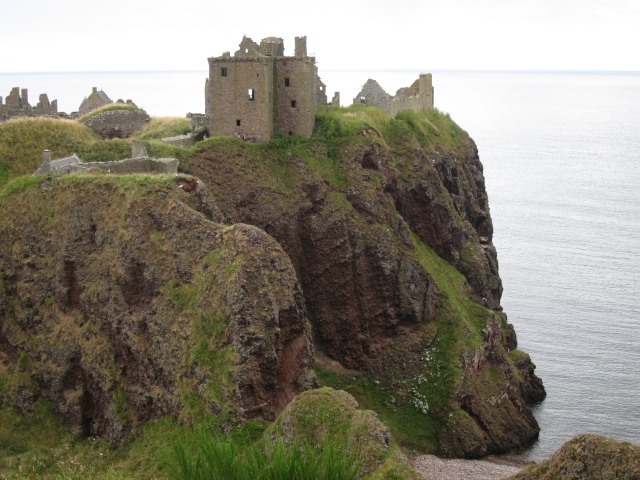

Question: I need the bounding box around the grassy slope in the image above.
[0,107,501,477]
[0,116,190,186]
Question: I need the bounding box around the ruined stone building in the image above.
[34,143,178,176]
[79,87,112,115]
[0,87,58,121]
[205,35,325,141]
[353,74,434,116]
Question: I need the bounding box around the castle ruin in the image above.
[33,143,178,176]
[0,87,58,121]
[353,74,434,116]
[205,35,324,141]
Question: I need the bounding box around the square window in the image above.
[221,67,227,77]
[236,119,241,126]
[291,100,297,108]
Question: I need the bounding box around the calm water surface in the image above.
[2,69,639,460]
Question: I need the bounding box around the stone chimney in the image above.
[42,149,51,173]
[92,87,97,94]
[132,141,148,158]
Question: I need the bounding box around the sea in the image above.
[1,69,639,461]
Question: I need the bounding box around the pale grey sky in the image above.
[1,0,639,73]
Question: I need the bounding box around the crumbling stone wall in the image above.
[354,79,390,110]
[83,109,150,139]
[34,143,178,176]
[0,87,58,121]
[387,74,434,116]
[353,74,434,116]
[35,155,178,176]
[205,35,322,141]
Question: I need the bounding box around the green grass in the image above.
[168,430,361,480]
[315,368,438,452]
[0,117,99,185]
[0,401,255,480]
[134,118,191,140]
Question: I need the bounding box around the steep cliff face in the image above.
[0,107,544,458]
[0,175,315,443]
[185,107,545,456]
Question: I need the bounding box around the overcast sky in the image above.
[1,0,639,73]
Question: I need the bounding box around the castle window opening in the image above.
[236,119,241,126]
[221,67,228,77]
[248,89,255,101]
[291,100,297,108]
[285,77,290,87]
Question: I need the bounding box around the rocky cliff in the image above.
[185,107,545,456]
[0,175,315,444]
[0,106,544,457]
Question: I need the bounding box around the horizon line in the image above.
[1,68,640,76]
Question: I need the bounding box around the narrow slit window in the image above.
[221,67,227,77]
[285,77,290,87]
[248,88,255,101]
[291,100,297,108]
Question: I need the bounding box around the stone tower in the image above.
[205,35,320,141]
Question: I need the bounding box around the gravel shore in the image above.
[412,454,533,480]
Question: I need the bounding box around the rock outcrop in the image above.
[186,107,545,456]
[268,387,421,479]
[508,434,640,480]
[0,175,315,444]
[83,108,150,139]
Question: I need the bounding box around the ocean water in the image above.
[2,69,639,460]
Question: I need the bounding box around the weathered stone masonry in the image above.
[205,35,322,141]
[353,74,434,116]
[0,87,58,121]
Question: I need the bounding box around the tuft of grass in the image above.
[167,429,361,480]
[76,138,131,162]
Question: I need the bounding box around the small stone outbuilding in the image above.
[79,87,112,115]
